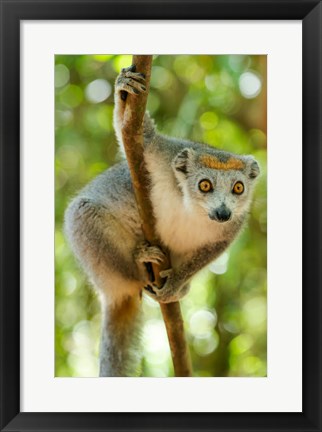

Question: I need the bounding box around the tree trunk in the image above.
[121,55,192,377]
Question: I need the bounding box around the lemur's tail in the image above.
[99,294,143,377]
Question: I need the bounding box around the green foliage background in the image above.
[55,55,267,377]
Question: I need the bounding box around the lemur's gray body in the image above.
[64,67,260,377]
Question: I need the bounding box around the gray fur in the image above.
[64,67,260,376]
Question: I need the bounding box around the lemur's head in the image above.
[172,147,260,223]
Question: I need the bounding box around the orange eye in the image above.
[199,179,213,193]
[233,181,244,195]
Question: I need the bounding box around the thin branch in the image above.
[121,55,192,377]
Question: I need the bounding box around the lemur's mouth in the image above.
[210,216,232,223]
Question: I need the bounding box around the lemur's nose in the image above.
[209,205,232,222]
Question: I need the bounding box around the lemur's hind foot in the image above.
[116,65,146,100]
[133,241,167,284]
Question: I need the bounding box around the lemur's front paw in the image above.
[134,241,167,266]
[116,65,146,100]
[143,273,189,304]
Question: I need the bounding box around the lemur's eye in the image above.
[233,181,244,195]
[198,179,213,193]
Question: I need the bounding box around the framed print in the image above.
[0,1,321,431]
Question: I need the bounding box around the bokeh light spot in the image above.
[143,319,170,355]
[56,109,73,127]
[178,97,200,125]
[96,105,113,131]
[56,299,81,328]
[143,319,171,376]
[189,309,217,337]
[241,355,264,376]
[58,314,101,376]
[150,66,174,90]
[55,64,70,88]
[205,74,219,91]
[85,79,112,104]
[200,111,219,130]
[249,128,267,149]
[174,56,204,83]
[62,271,78,295]
[56,146,82,171]
[228,55,251,73]
[243,297,267,327]
[60,85,83,108]
[113,55,133,72]
[209,252,229,275]
[193,332,219,357]
[239,71,262,99]
[229,333,254,355]
[146,91,160,114]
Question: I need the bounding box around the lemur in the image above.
[64,65,260,377]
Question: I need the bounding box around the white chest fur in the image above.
[146,157,223,255]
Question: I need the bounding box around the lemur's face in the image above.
[172,148,260,223]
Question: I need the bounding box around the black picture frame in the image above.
[1,1,321,431]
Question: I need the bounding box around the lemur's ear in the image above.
[173,148,195,175]
[247,157,260,179]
